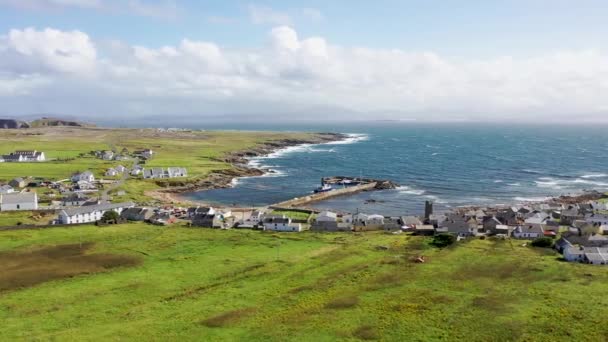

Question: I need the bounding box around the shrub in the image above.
[531,237,553,248]
[431,233,456,248]
[102,210,120,223]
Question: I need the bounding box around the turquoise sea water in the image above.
[183,123,608,215]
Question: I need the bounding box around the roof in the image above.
[1,192,37,204]
[60,202,134,216]
[318,211,337,218]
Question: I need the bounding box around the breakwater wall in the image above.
[271,182,378,208]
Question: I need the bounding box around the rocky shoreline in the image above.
[145,132,348,205]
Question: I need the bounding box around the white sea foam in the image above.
[508,182,521,186]
[514,196,552,202]
[396,186,426,196]
[240,133,366,183]
[324,133,369,145]
[581,173,608,179]
[494,180,503,183]
[534,177,608,190]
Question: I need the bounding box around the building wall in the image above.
[0,201,38,211]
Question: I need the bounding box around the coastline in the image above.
[145,132,352,206]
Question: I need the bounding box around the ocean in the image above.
[183,123,608,215]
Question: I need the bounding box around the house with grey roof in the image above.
[0,184,14,194]
[564,246,608,265]
[1,150,45,162]
[120,207,154,222]
[58,202,134,224]
[512,225,544,239]
[71,171,95,183]
[262,215,302,232]
[0,192,38,211]
[9,177,26,188]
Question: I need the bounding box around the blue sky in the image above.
[0,0,607,122]
[2,1,606,56]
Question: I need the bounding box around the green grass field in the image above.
[1,224,607,341]
[0,127,319,203]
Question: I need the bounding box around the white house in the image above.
[115,165,127,173]
[238,210,265,228]
[167,167,188,178]
[136,149,154,159]
[0,185,14,194]
[0,192,38,211]
[105,168,118,177]
[102,151,114,160]
[316,211,338,222]
[1,150,45,162]
[58,202,135,224]
[512,225,544,239]
[72,171,95,183]
[564,246,608,265]
[262,215,303,232]
[586,214,608,226]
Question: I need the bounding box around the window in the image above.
[17,204,20,209]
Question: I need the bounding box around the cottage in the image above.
[62,193,89,206]
[512,225,544,239]
[58,202,135,224]
[150,212,176,226]
[187,206,215,218]
[1,150,45,162]
[413,225,436,236]
[143,168,165,179]
[316,211,338,222]
[586,214,608,226]
[192,212,234,229]
[167,167,188,178]
[237,210,266,229]
[115,165,127,173]
[105,168,118,177]
[102,151,114,160]
[0,184,15,194]
[402,216,423,228]
[563,246,608,265]
[9,177,26,188]
[262,215,302,232]
[0,192,38,211]
[120,207,154,221]
[71,171,95,183]
[135,149,154,159]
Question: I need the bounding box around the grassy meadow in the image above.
[1,224,607,341]
[0,127,318,202]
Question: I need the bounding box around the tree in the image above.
[102,210,120,223]
[431,233,456,248]
[531,237,553,248]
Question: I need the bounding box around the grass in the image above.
[0,211,55,226]
[271,210,312,221]
[1,225,607,341]
[0,127,320,203]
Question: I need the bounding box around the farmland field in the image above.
[0,127,320,203]
[1,224,607,341]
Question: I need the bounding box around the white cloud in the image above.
[1,26,608,122]
[4,27,97,75]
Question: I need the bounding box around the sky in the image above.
[0,0,607,123]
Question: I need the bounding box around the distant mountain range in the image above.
[0,117,94,129]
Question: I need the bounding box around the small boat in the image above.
[314,184,333,193]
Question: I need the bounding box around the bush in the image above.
[531,237,553,248]
[102,210,120,223]
[431,233,456,248]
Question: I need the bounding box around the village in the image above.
[2,149,607,266]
